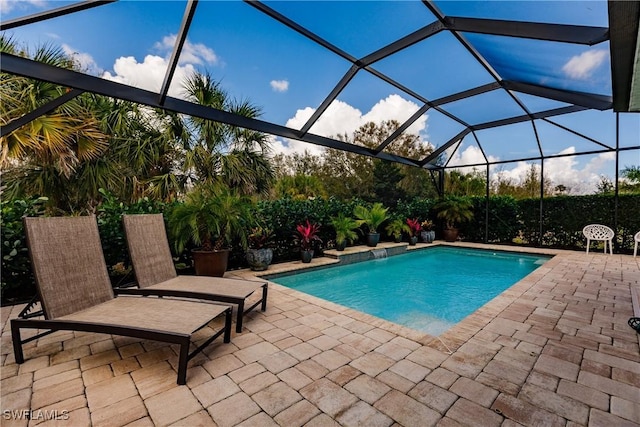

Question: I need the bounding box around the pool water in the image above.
[272,246,549,336]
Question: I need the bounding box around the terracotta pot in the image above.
[442,228,459,242]
[366,233,380,247]
[192,249,230,277]
[301,249,314,263]
[246,248,273,271]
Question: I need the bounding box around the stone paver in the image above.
[1,246,638,426]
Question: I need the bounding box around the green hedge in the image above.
[3,193,639,304]
[1,197,48,303]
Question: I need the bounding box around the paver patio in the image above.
[1,243,638,426]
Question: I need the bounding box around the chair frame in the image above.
[634,231,640,258]
[582,224,614,255]
[12,216,233,385]
[12,312,231,385]
[121,214,268,333]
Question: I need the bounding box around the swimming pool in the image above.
[272,246,550,335]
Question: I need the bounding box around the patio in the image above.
[1,243,638,426]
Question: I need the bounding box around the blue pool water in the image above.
[272,247,549,335]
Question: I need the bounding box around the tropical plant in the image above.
[330,213,359,246]
[433,196,474,229]
[169,184,254,253]
[248,226,275,250]
[385,217,410,241]
[293,220,322,251]
[421,219,434,231]
[354,202,389,234]
[406,218,422,237]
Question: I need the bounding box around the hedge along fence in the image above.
[517,194,640,250]
[3,193,640,304]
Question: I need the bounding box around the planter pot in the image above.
[246,248,273,271]
[366,233,380,247]
[192,249,230,277]
[442,228,459,242]
[421,230,435,243]
[409,236,418,246]
[301,249,314,263]
[393,235,402,243]
[335,240,347,251]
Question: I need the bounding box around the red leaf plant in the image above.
[406,218,422,237]
[294,220,323,251]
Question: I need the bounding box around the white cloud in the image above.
[154,34,218,66]
[487,147,615,194]
[274,94,429,156]
[61,44,101,75]
[102,54,197,98]
[270,80,289,92]
[562,49,607,80]
[448,145,498,173]
[0,0,45,14]
[101,35,219,99]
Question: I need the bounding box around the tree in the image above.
[314,120,436,201]
[620,165,640,194]
[1,36,108,211]
[596,175,615,194]
[445,169,486,196]
[373,160,405,207]
[176,72,274,196]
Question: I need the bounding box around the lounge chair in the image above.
[121,214,268,333]
[11,216,232,385]
[582,224,614,255]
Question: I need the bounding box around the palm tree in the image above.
[178,72,274,196]
[1,36,108,211]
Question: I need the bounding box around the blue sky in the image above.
[1,0,638,193]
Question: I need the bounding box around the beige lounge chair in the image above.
[121,214,268,333]
[11,216,232,385]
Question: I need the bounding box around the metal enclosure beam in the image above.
[0,0,115,31]
[300,65,360,135]
[445,16,609,45]
[0,53,422,167]
[375,104,430,153]
[503,81,613,110]
[159,0,198,105]
[608,0,640,111]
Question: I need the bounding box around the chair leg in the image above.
[224,307,232,343]
[236,301,244,333]
[261,285,268,312]
[634,241,638,257]
[177,341,189,385]
[11,320,24,364]
[586,239,590,254]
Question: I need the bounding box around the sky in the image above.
[1,0,638,194]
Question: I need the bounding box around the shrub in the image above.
[1,197,48,303]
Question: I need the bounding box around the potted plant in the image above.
[385,218,410,243]
[421,219,435,243]
[330,213,359,251]
[294,220,322,263]
[433,196,474,242]
[169,184,253,277]
[406,218,421,245]
[246,226,274,271]
[354,203,389,247]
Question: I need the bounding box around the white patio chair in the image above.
[582,224,614,255]
[634,231,640,257]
